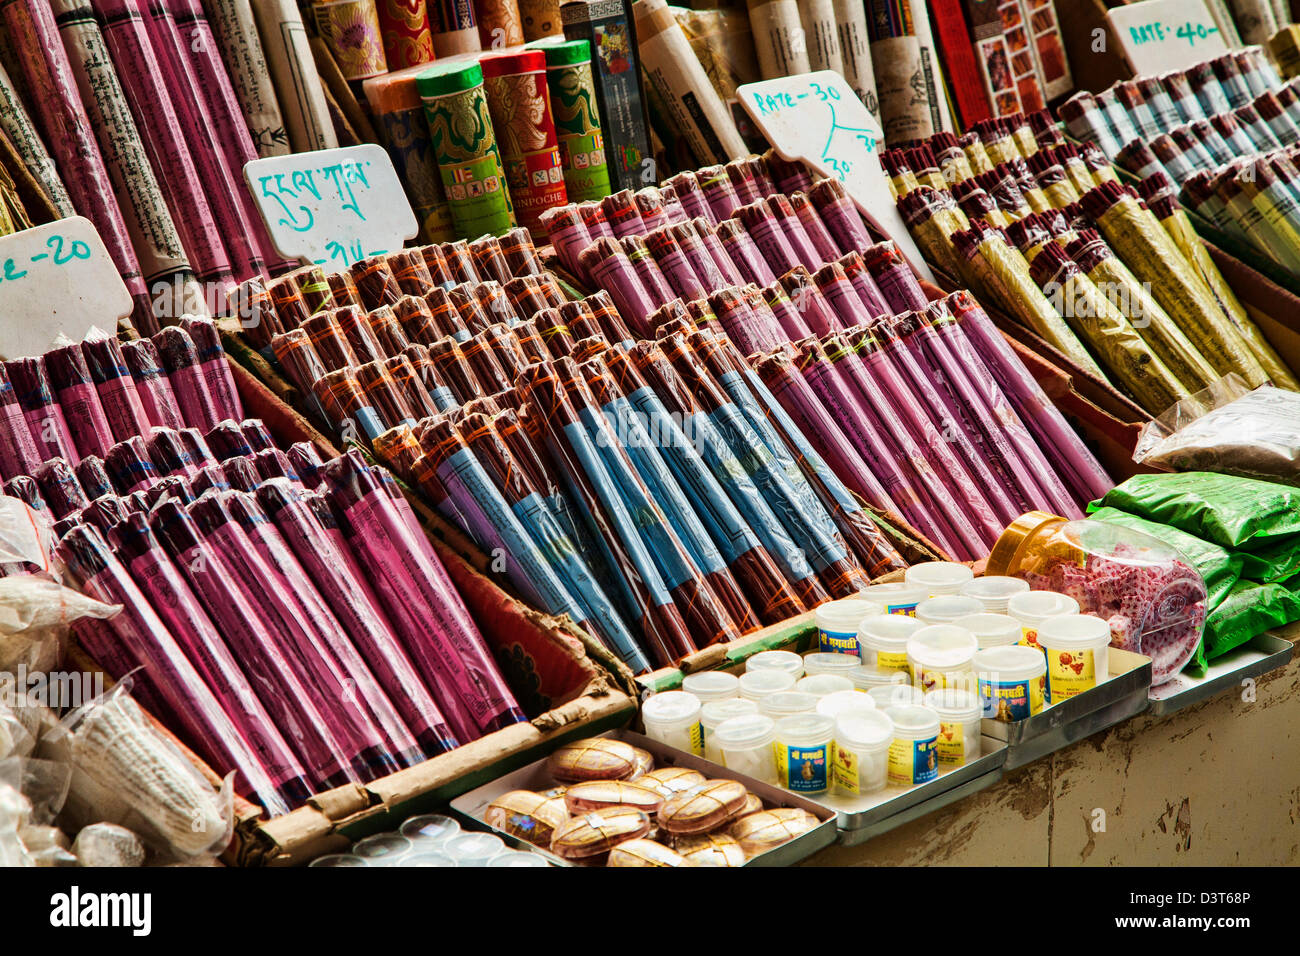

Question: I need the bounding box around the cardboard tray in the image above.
[450,729,839,867]
[984,647,1152,770]
[1148,632,1295,716]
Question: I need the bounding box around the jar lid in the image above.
[1008,590,1080,621]
[916,595,985,624]
[417,61,484,99]
[487,851,549,867]
[814,597,882,631]
[905,561,975,591]
[885,704,942,736]
[960,575,1030,604]
[802,652,862,675]
[954,613,1021,648]
[536,37,591,66]
[985,510,1064,576]
[923,688,982,719]
[399,813,460,842]
[478,48,547,79]
[774,713,835,743]
[796,673,854,697]
[857,613,924,645]
[1037,613,1111,649]
[974,644,1046,677]
[758,690,818,717]
[712,712,776,747]
[682,671,740,700]
[868,684,926,709]
[816,689,876,720]
[353,833,412,860]
[907,624,979,668]
[744,650,803,677]
[847,665,908,689]
[834,710,894,748]
[642,690,701,722]
[738,669,796,697]
[858,581,926,606]
[700,697,758,727]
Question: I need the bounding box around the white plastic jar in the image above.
[797,673,854,699]
[641,690,703,756]
[974,645,1046,721]
[701,697,760,763]
[815,598,883,655]
[1038,614,1111,703]
[915,595,985,626]
[954,612,1022,651]
[713,713,778,784]
[802,652,863,678]
[738,669,796,703]
[905,561,974,598]
[759,690,818,719]
[831,710,894,795]
[682,670,740,703]
[744,649,804,680]
[353,832,414,866]
[924,688,982,767]
[847,664,909,693]
[856,614,924,673]
[773,713,835,794]
[884,705,942,787]
[443,832,505,867]
[816,689,876,722]
[960,575,1030,613]
[857,581,927,616]
[907,624,979,693]
[867,684,926,710]
[1007,590,1080,651]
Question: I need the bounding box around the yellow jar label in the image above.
[831,742,859,794]
[876,650,910,672]
[980,674,1045,721]
[1045,647,1096,702]
[1019,626,1042,651]
[887,735,938,786]
[936,720,965,765]
[687,720,703,756]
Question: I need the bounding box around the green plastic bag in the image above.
[1203,581,1300,661]
[1091,473,1300,552]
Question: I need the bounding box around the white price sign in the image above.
[0,217,130,360]
[738,71,934,284]
[244,144,419,273]
[1107,0,1230,74]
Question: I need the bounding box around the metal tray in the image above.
[821,737,1007,846]
[449,729,839,867]
[983,648,1152,770]
[1148,633,1294,716]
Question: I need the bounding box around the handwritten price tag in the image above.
[1107,0,1228,73]
[0,217,131,360]
[243,144,418,273]
[738,71,934,284]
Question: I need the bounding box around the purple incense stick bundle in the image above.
[141,474,191,510]
[539,205,594,280]
[714,219,777,286]
[6,358,80,467]
[685,218,746,286]
[181,316,244,422]
[708,288,785,356]
[617,235,676,307]
[698,164,742,220]
[656,183,689,224]
[75,456,114,501]
[835,252,892,319]
[665,222,728,293]
[252,447,298,484]
[32,458,87,519]
[631,187,669,233]
[577,201,615,241]
[79,494,129,535]
[811,262,870,329]
[154,326,221,430]
[45,344,116,460]
[763,194,822,270]
[238,419,274,453]
[766,153,815,194]
[734,201,802,275]
[861,241,929,312]
[0,365,42,480]
[105,436,159,495]
[601,189,646,237]
[221,455,260,492]
[322,450,525,741]
[665,170,716,224]
[80,334,153,443]
[578,238,659,337]
[761,282,814,340]
[778,269,840,338]
[149,498,360,789]
[724,159,763,206]
[644,226,707,302]
[809,177,872,253]
[188,462,231,498]
[788,192,841,264]
[58,521,307,814]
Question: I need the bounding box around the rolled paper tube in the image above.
[715,219,777,286]
[601,189,646,238]
[538,39,611,205]
[311,0,387,80]
[201,0,288,159]
[0,365,44,479]
[0,59,74,218]
[419,61,516,238]
[373,0,434,68]
[32,458,86,520]
[1,0,146,300]
[424,287,474,342]
[45,344,115,460]
[503,275,549,318]
[250,0,337,151]
[499,226,545,276]
[323,449,525,738]
[579,357,761,633]
[151,497,363,788]
[427,336,485,404]
[6,357,80,467]
[427,0,481,54]
[61,521,308,812]
[257,479,455,755]
[74,456,114,501]
[357,361,418,429]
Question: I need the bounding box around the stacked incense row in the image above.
[0,318,242,482]
[538,155,1112,538]
[883,113,1299,420]
[8,413,523,815]
[243,243,907,674]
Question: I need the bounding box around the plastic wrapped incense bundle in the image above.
[187,461,230,498]
[539,205,593,280]
[330,305,388,366]
[180,317,244,424]
[365,306,411,358]
[896,188,967,281]
[6,358,80,467]
[422,287,473,344]
[497,227,543,278]
[80,334,152,444]
[706,287,781,356]
[658,336,869,597]
[696,164,741,221]
[398,348,458,413]
[617,234,676,307]
[356,360,418,431]
[786,192,840,265]
[104,437,157,495]
[576,200,615,241]
[529,308,574,358]
[217,455,257,493]
[519,360,694,666]
[458,332,512,395]
[711,219,774,287]
[413,244,451,288]
[146,495,356,789]
[45,343,115,460]
[859,242,927,313]
[952,179,1010,229]
[881,150,920,197]
[663,171,712,225]
[834,252,892,321]
[601,189,646,238]
[808,178,870,255]
[312,369,382,442]
[426,337,484,405]
[3,476,46,512]
[580,356,761,634]
[667,221,731,291]
[153,326,220,431]
[1146,189,1299,390]
[347,255,401,311]
[578,237,658,336]
[75,456,114,501]
[633,187,671,233]
[472,282,520,329]
[643,226,707,301]
[733,200,800,276]
[0,366,42,480]
[558,301,605,345]
[267,277,311,330]
[466,237,510,287]
[1253,91,1300,145]
[1211,54,1252,109]
[1082,182,1269,389]
[812,262,874,327]
[298,313,358,375]
[381,251,430,299]
[498,275,543,319]
[581,289,634,348]
[755,282,811,341]
[147,429,200,479]
[513,320,551,365]
[776,268,839,340]
[1061,231,1216,396]
[949,224,1103,380]
[31,458,85,519]
[60,521,305,813]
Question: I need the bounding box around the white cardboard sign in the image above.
[244,144,418,273]
[0,217,131,360]
[1107,0,1230,74]
[738,70,935,284]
